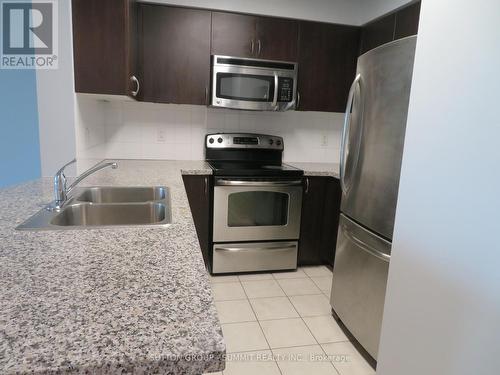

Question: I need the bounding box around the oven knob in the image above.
[269,139,274,145]
[209,138,214,144]
[218,137,223,143]
[277,140,282,146]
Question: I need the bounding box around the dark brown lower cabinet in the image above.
[298,176,341,267]
[182,175,212,270]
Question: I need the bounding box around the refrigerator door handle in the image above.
[343,225,391,263]
[340,73,362,194]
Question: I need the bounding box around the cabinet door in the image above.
[299,177,342,266]
[359,14,396,55]
[394,2,421,39]
[211,12,257,58]
[72,0,137,96]
[320,178,341,266]
[297,22,360,112]
[298,177,327,265]
[140,5,211,104]
[182,175,212,271]
[256,16,298,61]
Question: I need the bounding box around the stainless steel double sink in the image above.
[17,186,172,230]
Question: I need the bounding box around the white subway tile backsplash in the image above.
[75,97,344,163]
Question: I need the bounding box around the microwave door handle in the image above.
[272,73,279,110]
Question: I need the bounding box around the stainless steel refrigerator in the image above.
[330,36,417,360]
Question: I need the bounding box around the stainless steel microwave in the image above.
[211,55,298,111]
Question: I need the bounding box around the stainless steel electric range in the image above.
[205,133,304,274]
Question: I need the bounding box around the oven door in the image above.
[213,179,303,242]
[212,62,296,111]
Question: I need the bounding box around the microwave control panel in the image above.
[278,77,294,102]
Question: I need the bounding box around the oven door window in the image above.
[216,73,275,102]
[228,191,289,227]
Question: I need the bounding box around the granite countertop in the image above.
[0,160,223,375]
[287,162,340,178]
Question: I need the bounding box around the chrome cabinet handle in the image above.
[304,178,309,194]
[251,39,255,55]
[340,73,362,194]
[272,73,279,109]
[296,91,300,109]
[204,177,208,195]
[130,75,140,97]
[257,39,262,56]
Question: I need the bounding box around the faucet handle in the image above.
[55,158,76,177]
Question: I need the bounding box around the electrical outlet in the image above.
[321,134,329,147]
[157,127,166,143]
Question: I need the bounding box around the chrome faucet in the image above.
[52,159,118,210]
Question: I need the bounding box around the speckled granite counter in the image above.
[0,160,223,375]
[287,162,340,178]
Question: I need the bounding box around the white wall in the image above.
[141,0,413,26]
[36,0,77,176]
[377,1,500,374]
[76,98,343,163]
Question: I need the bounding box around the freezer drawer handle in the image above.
[215,244,296,252]
[343,226,391,262]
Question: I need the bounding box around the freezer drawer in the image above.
[212,241,298,274]
[330,214,391,360]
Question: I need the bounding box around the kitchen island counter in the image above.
[0,160,223,375]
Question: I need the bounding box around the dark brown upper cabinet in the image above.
[139,5,211,105]
[359,13,396,55]
[211,12,298,61]
[360,1,421,55]
[211,12,256,58]
[297,21,359,112]
[256,16,298,61]
[394,1,421,40]
[72,0,138,97]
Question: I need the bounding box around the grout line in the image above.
[238,278,283,375]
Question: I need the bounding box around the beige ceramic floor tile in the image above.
[209,274,240,283]
[289,294,332,317]
[238,273,274,281]
[302,266,333,277]
[241,279,285,299]
[211,282,246,301]
[249,296,299,320]
[303,315,348,344]
[311,276,333,294]
[273,345,339,375]
[260,318,316,348]
[272,268,307,279]
[221,321,269,353]
[322,341,375,375]
[224,350,281,375]
[277,277,322,296]
[215,299,256,324]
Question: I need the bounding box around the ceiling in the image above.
[140,0,415,26]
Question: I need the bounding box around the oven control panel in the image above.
[206,133,284,150]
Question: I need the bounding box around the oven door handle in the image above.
[214,243,297,252]
[216,180,303,187]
